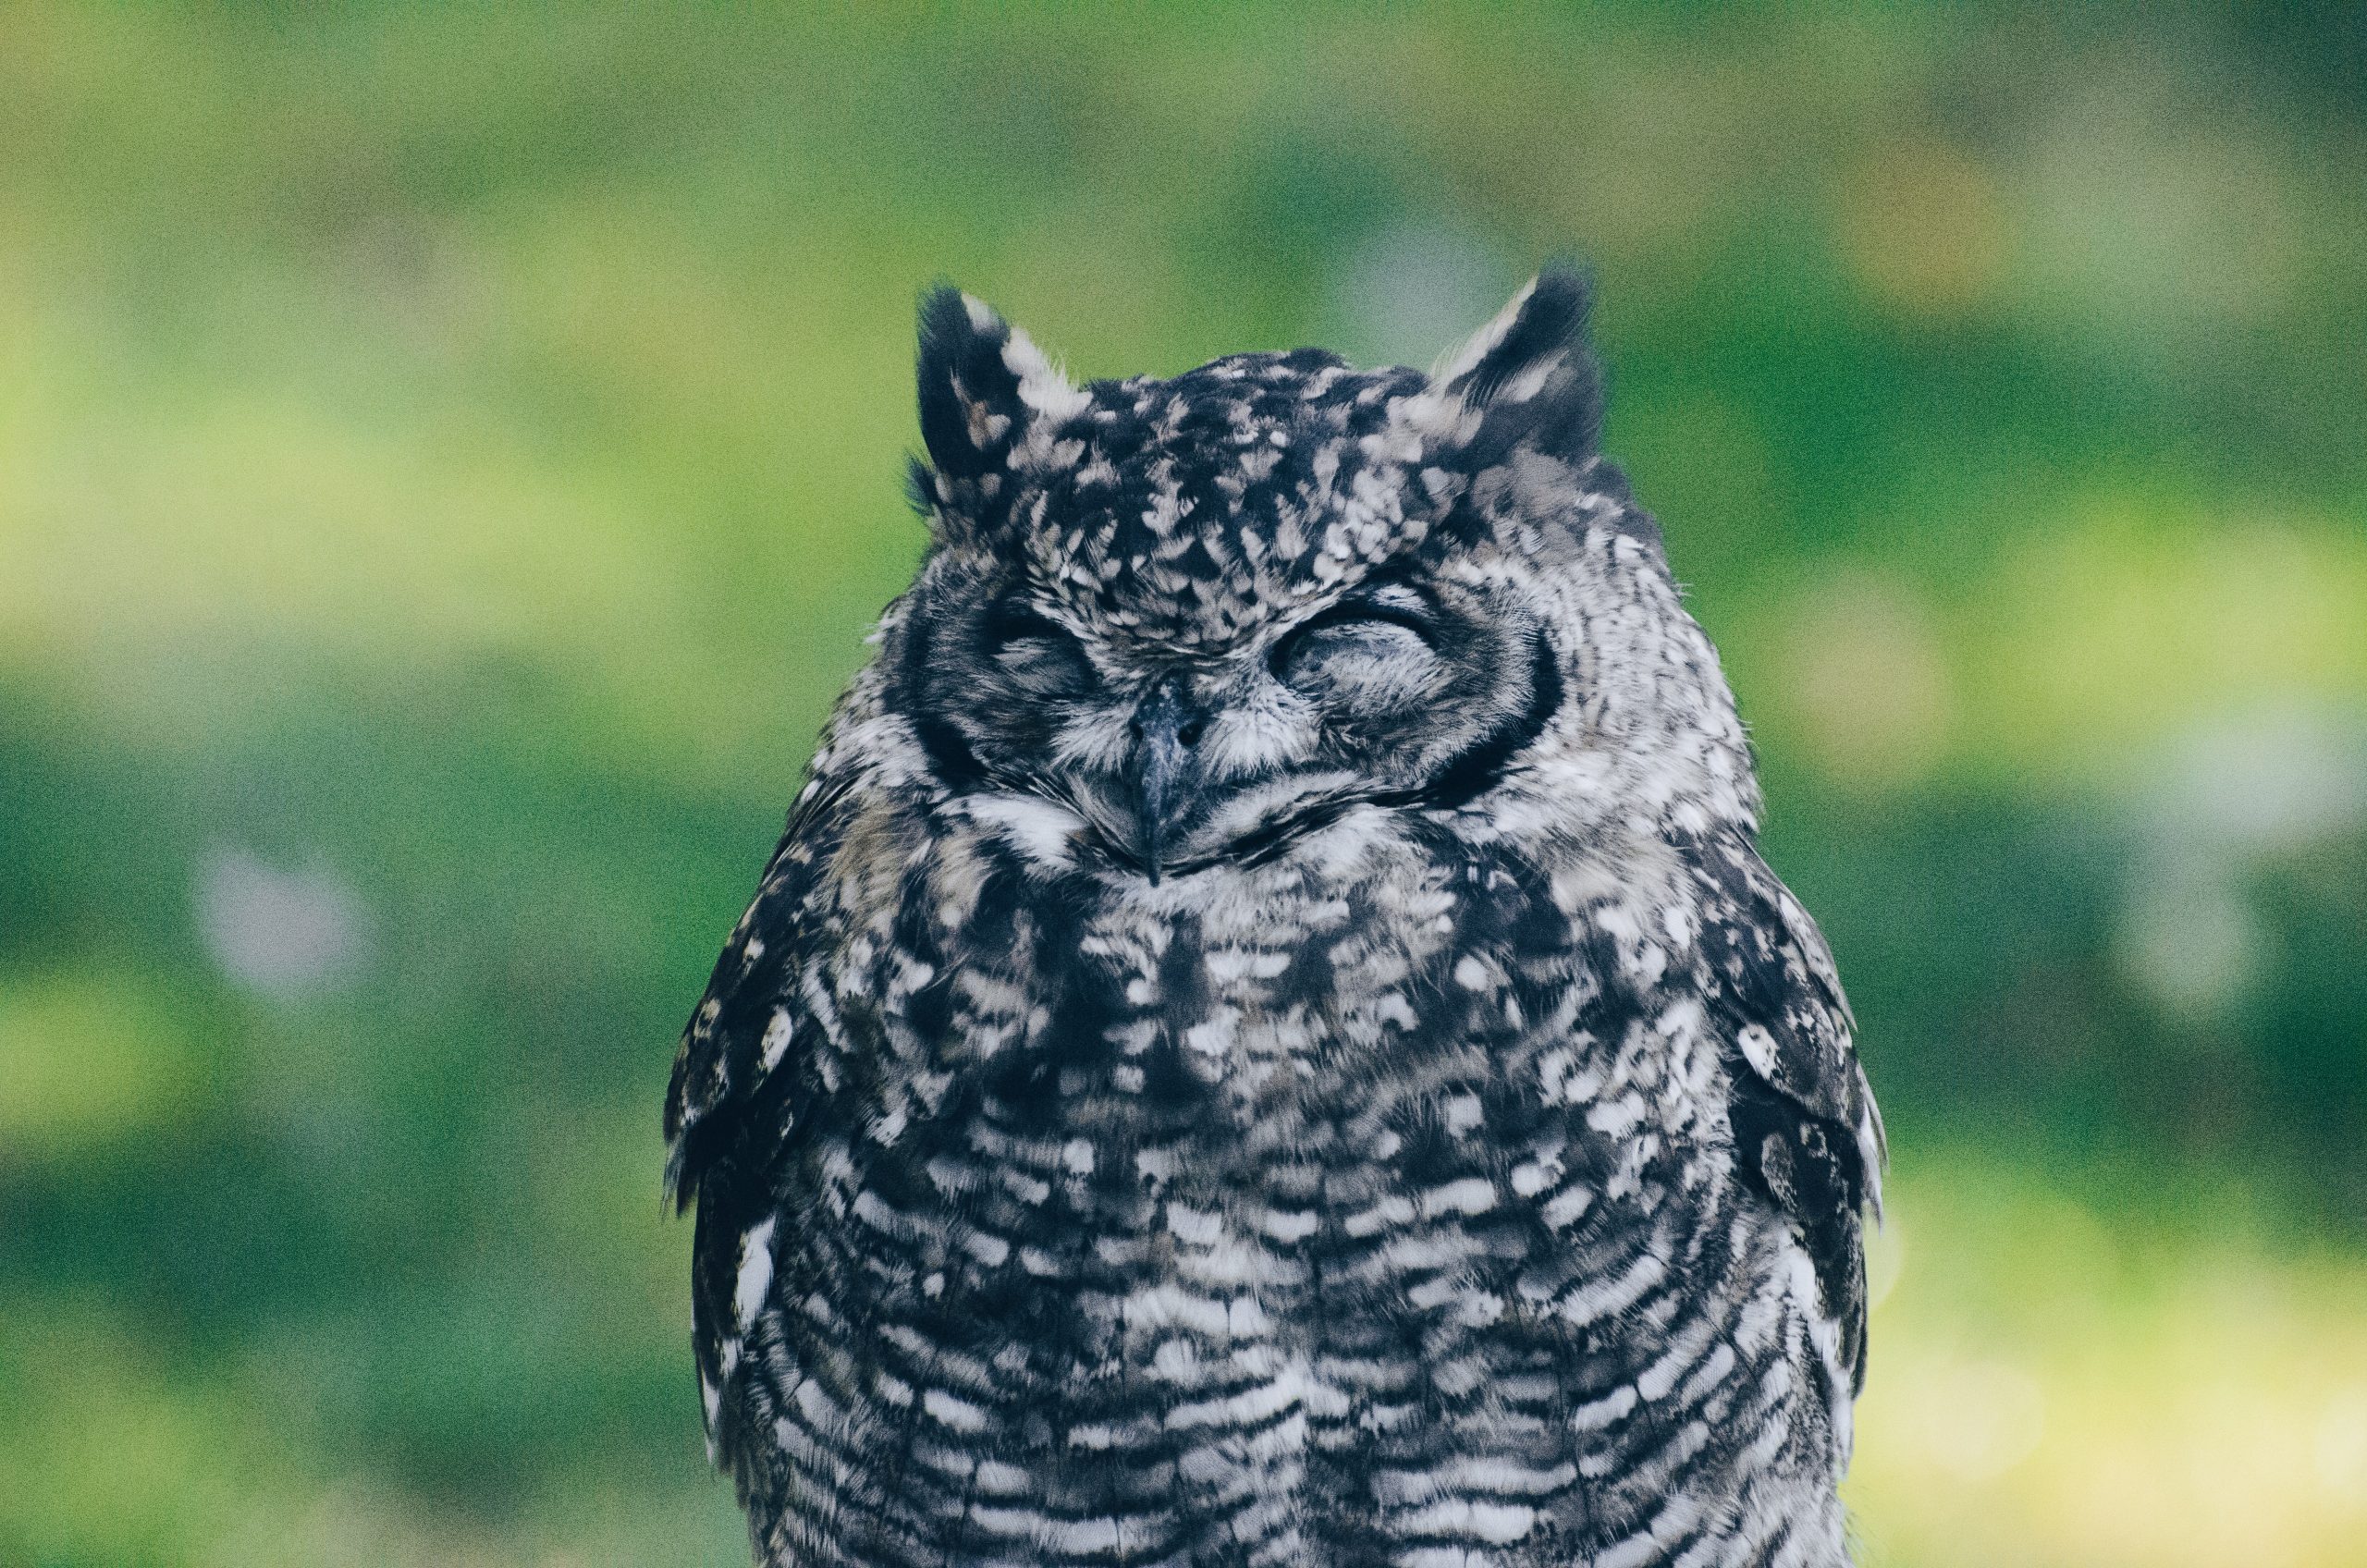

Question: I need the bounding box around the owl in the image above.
[665,271,1883,1568]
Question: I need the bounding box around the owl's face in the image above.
[882,276,1738,883]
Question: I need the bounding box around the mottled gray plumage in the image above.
[666,273,1884,1568]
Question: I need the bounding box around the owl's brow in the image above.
[1346,551,1449,606]
[1268,562,1442,643]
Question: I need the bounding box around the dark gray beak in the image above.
[1130,679,1207,885]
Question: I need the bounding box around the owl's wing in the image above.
[662,771,864,1484]
[663,771,854,1210]
[1688,833,1885,1392]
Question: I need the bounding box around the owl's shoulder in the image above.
[1675,828,1883,1389]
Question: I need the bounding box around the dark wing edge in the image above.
[661,774,858,1491]
[663,771,855,1210]
[1689,832,1885,1394]
[664,831,802,1210]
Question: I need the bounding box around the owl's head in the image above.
[881,271,1751,884]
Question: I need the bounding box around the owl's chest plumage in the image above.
[695,799,1836,1567]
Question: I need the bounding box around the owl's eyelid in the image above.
[980,600,1076,652]
[1361,581,1431,614]
[1289,595,1438,647]
[1266,595,1440,685]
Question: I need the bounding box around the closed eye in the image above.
[979,599,1095,697]
[981,601,1072,651]
[1268,592,1438,679]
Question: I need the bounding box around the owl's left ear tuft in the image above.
[914,286,1085,494]
[1428,267,1602,470]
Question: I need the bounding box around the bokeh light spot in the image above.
[194,847,370,997]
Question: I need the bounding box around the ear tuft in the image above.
[1430,267,1602,468]
[916,286,1021,480]
[914,286,1084,489]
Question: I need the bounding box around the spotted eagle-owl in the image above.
[665,271,1884,1568]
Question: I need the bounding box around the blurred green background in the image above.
[3,4,2364,1564]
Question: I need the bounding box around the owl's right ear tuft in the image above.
[914,286,1084,521]
[1426,267,1603,472]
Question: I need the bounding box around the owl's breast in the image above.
[796,809,1699,1330]
[723,805,1811,1564]
[926,814,1562,1105]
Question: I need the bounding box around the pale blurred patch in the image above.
[1848,1163,2367,1567]
[2016,58,2301,337]
[2137,704,2367,855]
[1897,1356,2046,1483]
[1837,141,2014,317]
[1974,509,2367,778]
[2319,1388,2367,1501]
[1777,569,1955,790]
[194,847,370,998]
[2116,866,2262,1019]
[1328,221,1511,373]
[2115,705,2367,1017]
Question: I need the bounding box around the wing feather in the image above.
[663,773,857,1207]
[1688,832,1884,1391]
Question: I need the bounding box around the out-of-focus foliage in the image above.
[1,4,2361,1563]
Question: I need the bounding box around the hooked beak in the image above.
[1129,680,1207,885]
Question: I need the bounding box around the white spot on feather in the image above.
[1736,1023,1781,1082]
[924,1387,988,1433]
[733,1218,777,1329]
